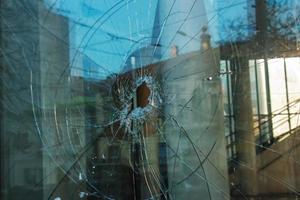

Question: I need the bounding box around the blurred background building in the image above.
[0,0,300,200]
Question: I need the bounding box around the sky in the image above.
[42,0,258,79]
[44,0,158,78]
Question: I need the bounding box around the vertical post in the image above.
[256,0,274,142]
[254,59,263,148]
[283,57,292,134]
[231,57,257,197]
[225,60,234,158]
[255,0,268,44]
[263,57,274,142]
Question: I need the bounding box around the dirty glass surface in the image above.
[0,0,300,199]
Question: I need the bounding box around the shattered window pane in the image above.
[1,0,300,199]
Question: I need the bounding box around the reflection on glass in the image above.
[1,0,300,200]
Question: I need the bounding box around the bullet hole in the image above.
[136,81,150,108]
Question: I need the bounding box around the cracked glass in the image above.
[1,0,300,200]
